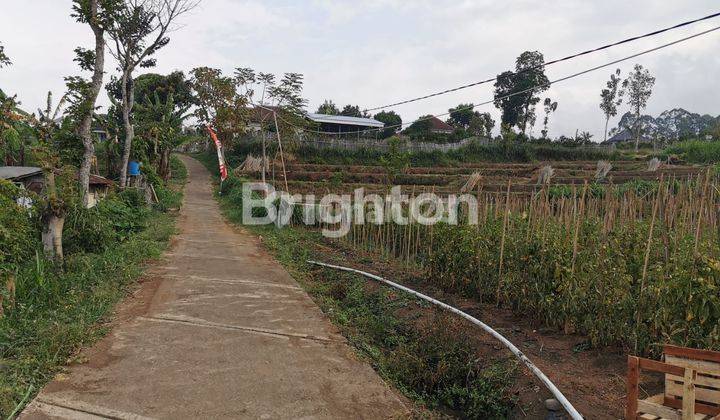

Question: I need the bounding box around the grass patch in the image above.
[0,159,186,417]
[194,152,519,418]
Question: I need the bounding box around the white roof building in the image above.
[306,113,384,130]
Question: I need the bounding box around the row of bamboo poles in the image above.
[301,170,719,268]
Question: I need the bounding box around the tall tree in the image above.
[599,68,624,142]
[494,51,549,138]
[623,64,655,151]
[70,0,118,207]
[0,47,18,164]
[468,112,495,137]
[316,99,339,115]
[340,104,362,118]
[108,0,197,188]
[190,67,247,146]
[405,116,433,138]
[133,71,195,108]
[235,68,307,130]
[373,110,402,139]
[541,98,558,139]
[447,103,475,129]
[134,92,190,180]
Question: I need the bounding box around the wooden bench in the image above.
[627,345,720,420]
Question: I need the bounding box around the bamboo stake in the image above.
[636,175,663,354]
[496,180,512,305]
[570,182,588,275]
[694,169,711,254]
[272,111,289,192]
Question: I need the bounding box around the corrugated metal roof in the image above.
[307,113,385,128]
[0,167,114,186]
[0,166,43,180]
[89,174,114,186]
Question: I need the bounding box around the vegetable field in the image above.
[274,160,705,195]
[243,158,720,355]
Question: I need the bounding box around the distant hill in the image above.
[608,108,719,142]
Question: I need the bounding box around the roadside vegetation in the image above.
[1,2,199,416]
[0,157,186,417]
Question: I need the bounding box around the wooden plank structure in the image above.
[627,345,720,420]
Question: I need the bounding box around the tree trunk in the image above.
[159,147,171,181]
[42,214,65,263]
[634,108,640,152]
[77,0,105,208]
[41,170,65,263]
[119,69,135,188]
[604,117,610,143]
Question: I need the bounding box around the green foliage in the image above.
[373,110,402,139]
[157,154,188,209]
[0,210,175,416]
[190,67,249,146]
[622,64,656,150]
[63,192,151,254]
[379,137,410,183]
[404,115,436,141]
[388,316,517,417]
[447,103,476,129]
[0,42,10,68]
[316,99,339,115]
[289,139,616,167]
[0,158,185,416]
[427,214,720,355]
[340,104,363,117]
[494,51,550,134]
[133,71,195,108]
[600,69,624,141]
[0,181,39,274]
[664,140,720,163]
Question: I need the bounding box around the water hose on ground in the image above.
[307,260,584,420]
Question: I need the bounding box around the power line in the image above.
[297,24,720,136]
[362,11,720,112]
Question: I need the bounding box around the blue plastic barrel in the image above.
[128,160,141,176]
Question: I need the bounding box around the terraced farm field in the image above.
[261,160,707,196]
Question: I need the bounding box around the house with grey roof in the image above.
[606,129,653,144]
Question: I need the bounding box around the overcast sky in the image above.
[1,0,719,140]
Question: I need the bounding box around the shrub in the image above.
[388,314,516,417]
[664,140,720,163]
[0,181,39,273]
[63,193,151,254]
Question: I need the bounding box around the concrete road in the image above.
[21,156,407,420]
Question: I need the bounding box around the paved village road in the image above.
[21,155,407,419]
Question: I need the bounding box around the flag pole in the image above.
[206,125,228,194]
